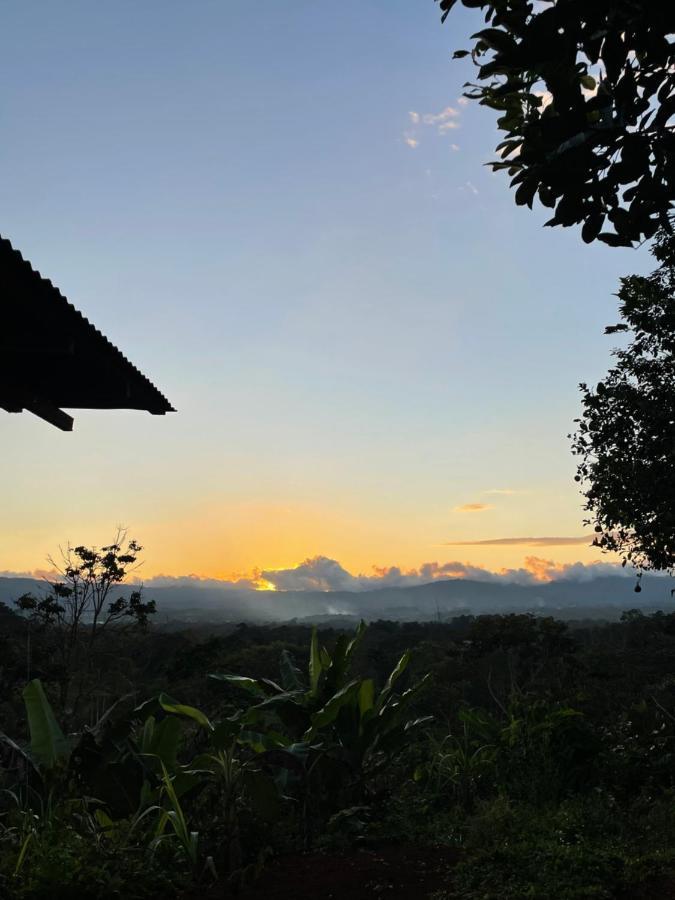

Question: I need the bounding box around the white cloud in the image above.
[2,553,641,601]
[259,554,631,592]
[423,105,459,125]
[401,103,463,149]
[457,96,469,106]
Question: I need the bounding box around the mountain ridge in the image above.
[1,573,672,623]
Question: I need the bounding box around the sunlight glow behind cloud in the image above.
[160,554,627,592]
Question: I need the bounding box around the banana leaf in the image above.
[22,679,69,771]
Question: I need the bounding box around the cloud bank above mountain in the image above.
[3,555,631,594]
[257,555,628,592]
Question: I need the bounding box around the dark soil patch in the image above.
[619,878,675,900]
[234,844,459,900]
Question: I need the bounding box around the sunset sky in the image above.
[1,2,651,586]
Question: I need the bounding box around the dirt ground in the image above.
[186,845,675,900]
[235,844,459,900]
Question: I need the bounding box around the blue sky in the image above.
[0,2,651,581]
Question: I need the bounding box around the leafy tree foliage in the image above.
[437,0,675,246]
[15,532,155,716]
[572,229,675,572]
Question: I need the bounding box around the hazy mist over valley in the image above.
[3,563,672,625]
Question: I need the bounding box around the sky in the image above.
[0,2,652,588]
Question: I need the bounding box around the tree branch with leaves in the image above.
[571,228,675,572]
[16,530,156,718]
[437,0,675,246]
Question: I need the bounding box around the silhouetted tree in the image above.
[16,530,155,717]
[571,229,675,572]
[437,0,675,246]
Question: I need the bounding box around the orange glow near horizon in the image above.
[3,541,608,588]
[0,497,608,587]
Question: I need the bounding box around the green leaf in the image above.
[358,679,375,717]
[95,809,115,831]
[598,231,634,248]
[344,620,367,669]
[148,716,182,768]
[238,729,288,753]
[309,627,322,697]
[22,679,69,770]
[208,674,276,697]
[159,694,212,731]
[239,691,308,733]
[582,211,605,243]
[515,178,538,209]
[169,769,206,801]
[305,680,361,738]
[325,634,350,692]
[376,651,411,712]
[280,649,304,692]
[470,27,517,54]
[211,719,241,751]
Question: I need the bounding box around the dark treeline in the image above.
[4,601,675,898]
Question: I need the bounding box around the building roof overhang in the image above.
[0,237,174,431]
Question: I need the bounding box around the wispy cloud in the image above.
[483,488,520,496]
[455,503,492,513]
[422,105,459,126]
[445,536,592,547]
[142,573,260,590]
[403,100,464,149]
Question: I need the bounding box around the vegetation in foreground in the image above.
[4,581,675,899]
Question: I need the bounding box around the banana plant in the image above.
[131,692,284,877]
[21,680,71,772]
[210,622,432,797]
[0,680,72,795]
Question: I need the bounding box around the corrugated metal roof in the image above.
[0,235,175,430]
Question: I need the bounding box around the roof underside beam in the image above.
[1,396,73,431]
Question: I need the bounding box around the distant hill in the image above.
[1,573,673,624]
